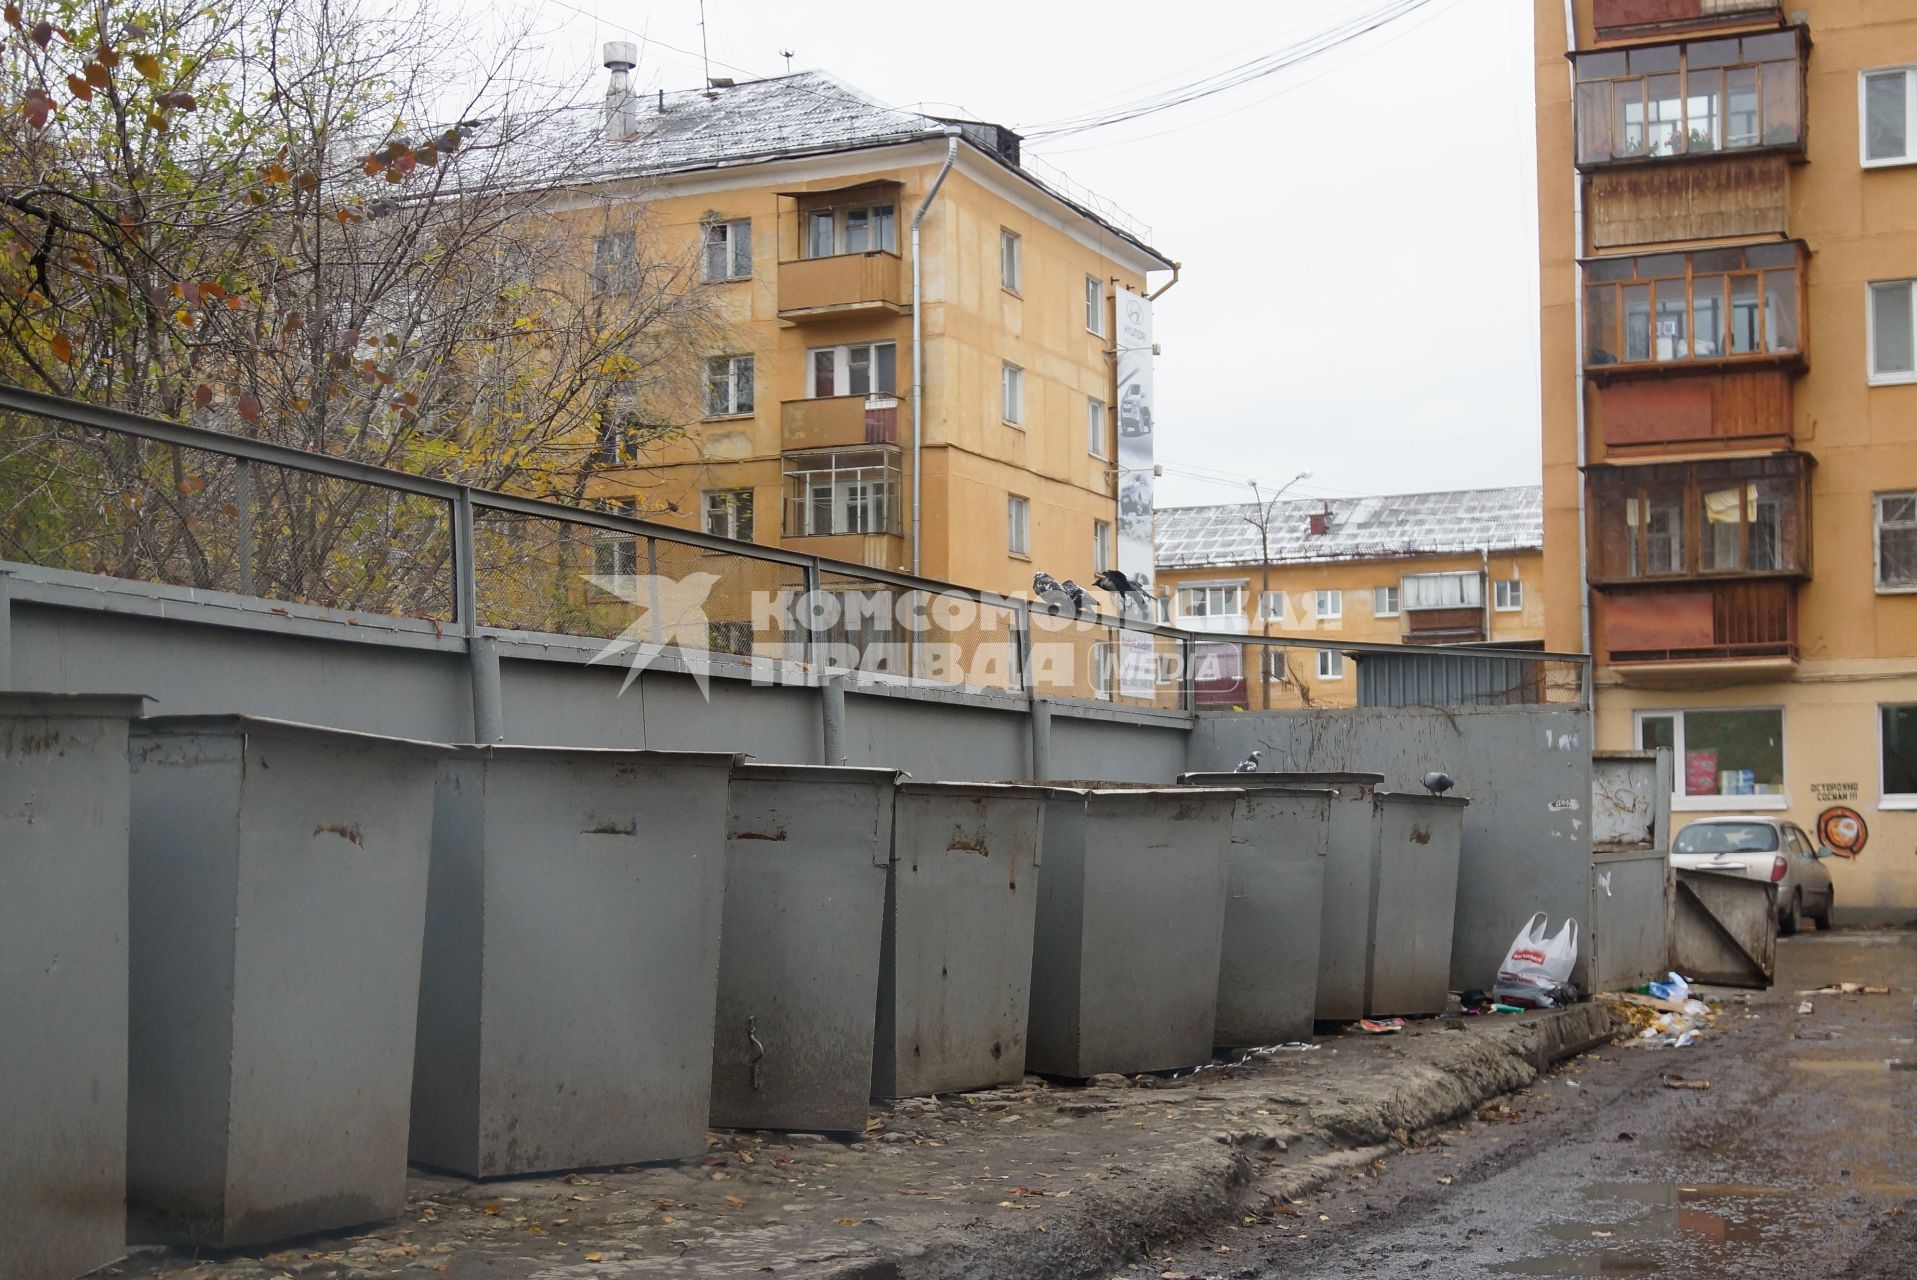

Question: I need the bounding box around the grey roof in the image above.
[518,71,1165,263]
[1154,486,1543,571]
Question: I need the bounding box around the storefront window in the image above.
[1639,708,1785,801]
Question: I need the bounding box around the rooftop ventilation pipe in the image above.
[603,42,639,141]
[910,129,961,577]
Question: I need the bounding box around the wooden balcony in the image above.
[1402,608,1486,646]
[1593,367,1793,452]
[1593,0,1782,39]
[1587,154,1789,249]
[777,252,907,322]
[781,395,902,451]
[1599,579,1796,665]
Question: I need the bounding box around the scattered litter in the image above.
[1600,988,1717,1048]
[1662,1074,1711,1090]
[1797,1000,1814,1015]
[1646,972,1691,1004]
[1493,913,1580,1009]
[1801,983,1891,995]
[1889,1059,1917,1073]
[1356,1018,1406,1035]
[1271,1042,1319,1053]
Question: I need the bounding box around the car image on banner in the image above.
[1112,285,1156,698]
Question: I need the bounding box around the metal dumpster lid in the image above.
[895,780,1057,799]
[133,713,452,754]
[447,743,739,766]
[1179,770,1380,788]
[0,692,149,718]
[1375,790,1471,807]
[1041,782,1246,798]
[731,762,903,783]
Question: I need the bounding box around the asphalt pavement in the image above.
[1152,928,1917,1280]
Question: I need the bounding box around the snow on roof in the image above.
[1154,485,1543,571]
[516,71,1164,262]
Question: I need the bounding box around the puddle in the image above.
[1497,1181,1799,1276]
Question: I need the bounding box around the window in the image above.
[1000,229,1021,292]
[1317,649,1345,680]
[1869,280,1917,384]
[783,448,901,536]
[1263,648,1292,683]
[703,489,754,541]
[1373,585,1400,618]
[1862,67,1917,166]
[804,204,897,257]
[701,219,751,282]
[1884,705,1917,802]
[1572,33,1802,167]
[1589,454,1809,583]
[1179,584,1244,619]
[1085,275,1105,335]
[592,230,636,294]
[1878,492,1917,590]
[1001,362,1024,425]
[1637,707,1785,806]
[592,496,638,577]
[1087,397,1108,458]
[807,342,898,398]
[1093,520,1113,574]
[592,390,654,467]
[704,355,755,417]
[1259,590,1286,623]
[1494,579,1524,612]
[1314,589,1342,620]
[1584,244,1801,369]
[1402,572,1481,611]
[1007,495,1030,557]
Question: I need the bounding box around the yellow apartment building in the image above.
[1153,487,1546,709]
[555,57,1173,604]
[1537,0,1917,919]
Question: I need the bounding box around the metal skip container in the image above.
[1177,774,1334,1047]
[1025,787,1239,1077]
[710,764,899,1134]
[1,693,145,1280]
[872,783,1052,1099]
[410,746,735,1178]
[125,716,446,1249]
[1366,791,1469,1017]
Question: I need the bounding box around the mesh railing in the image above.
[0,391,1591,711]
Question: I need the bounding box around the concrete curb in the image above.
[845,1004,1619,1280]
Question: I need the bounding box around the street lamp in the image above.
[1245,469,1313,709]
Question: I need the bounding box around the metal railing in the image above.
[0,383,1590,713]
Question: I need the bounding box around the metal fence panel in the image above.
[0,694,143,1280]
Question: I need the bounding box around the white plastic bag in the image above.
[1492,913,1579,1009]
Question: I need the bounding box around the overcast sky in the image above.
[499,0,1542,509]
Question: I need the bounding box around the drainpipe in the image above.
[1565,0,1595,707]
[911,130,961,578]
[1482,545,1492,643]
[1148,260,1183,302]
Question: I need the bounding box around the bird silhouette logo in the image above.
[583,570,723,699]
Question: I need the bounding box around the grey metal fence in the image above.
[0,384,1589,712]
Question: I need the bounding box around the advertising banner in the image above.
[1112,285,1157,698]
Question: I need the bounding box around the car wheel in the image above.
[1780,890,1801,936]
[1813,891,1835,932]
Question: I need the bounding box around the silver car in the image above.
[1671,815,1836,934]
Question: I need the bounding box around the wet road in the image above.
[1153,929,1917,1279]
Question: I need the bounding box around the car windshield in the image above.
[1674,822,1779,854]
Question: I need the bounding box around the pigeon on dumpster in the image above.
[1421,770,1455,796]
[1032,571,1075,612]
[1059,579,1092,614]
[1235,750,1263,773]
[1094,568,1154,616]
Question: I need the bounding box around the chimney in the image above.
[603,41,639,141]
[1308,506,1331,536]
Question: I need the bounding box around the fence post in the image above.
[454,489,504,743]
[234,457,255,597]
[1181,632,1196,713]
[803,558,823,680]
[1014,600,1033,695]
[0,571,12,690]
[820,673,847,766]
[1029,694,1052,782]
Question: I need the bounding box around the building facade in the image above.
[561,65,1172,602]
[1154,487,1546,709]
[1536,0,1917,918]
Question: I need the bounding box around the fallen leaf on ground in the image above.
[1662,1075,1711,1090]
[836,1218,859,1226]
[1438,1175,1454,1185]
[584,1252,605,1262]
[724,1195,746,1208]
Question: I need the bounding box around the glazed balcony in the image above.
[1588,453,1811,588]
[1593,1,1782,41]
[1583,242,1805,382]
[780,394,902,451]
[1572,29,1803,171]
[776,251,908,323]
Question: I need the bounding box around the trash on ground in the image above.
[1801,983,1891,995]
[1797,1000,1814,1015]
[1644,972,1691,1004]
[1356,1018,1406,1034]
[1599,988,1717,1048]
[1662,1074,1712,1090]
[1492,913,1580,1009]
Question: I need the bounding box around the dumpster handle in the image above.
[747,1015,766,1091]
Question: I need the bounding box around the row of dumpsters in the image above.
[1,692,1468,1279]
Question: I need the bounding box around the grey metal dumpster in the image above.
[410,745,736,1178]
[1367,792,1469,1016]
[1026,786,1238,1077]
[1,693,144,1280]
[711,763,899,1134]
[125,716,446,1249]
[1178,774,1334,1047]
[873,782,1052,1098]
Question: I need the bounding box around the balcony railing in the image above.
[780,394,902,451]
[1573,28,1802,170]
[1403,608,1486,646]
[1588,452,1810,586]
[1601,578,1796,664]
[776,251,907,321]
[1593,0,1783,39]
[1583,242,1803,377]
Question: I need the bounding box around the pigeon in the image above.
[1059,579,1092,614]
[1235,750,1263,774]
[1094,568,1154,616]
[1032,571,1074,612]
[1420,771,1455,796]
